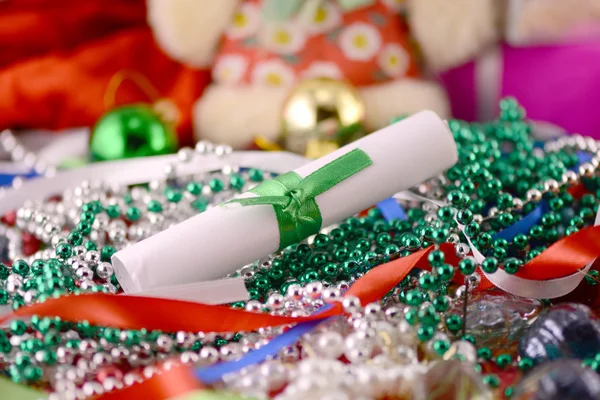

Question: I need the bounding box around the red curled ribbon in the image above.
[1,227,599,400]
[0,244,450,332]
[93,363,202,400]
[2,227,599,331]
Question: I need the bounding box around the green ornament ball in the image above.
[90,104,178,161]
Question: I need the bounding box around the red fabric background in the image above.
[0,0,210,146]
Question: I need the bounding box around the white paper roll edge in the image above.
[112,111,458,292]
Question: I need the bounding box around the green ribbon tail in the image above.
[229,196,290,208]
[298,148,374,199]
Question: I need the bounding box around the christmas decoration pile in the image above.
[1,99,600,400]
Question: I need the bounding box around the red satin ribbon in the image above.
[0,227,596,400]
[0,244,446,332]
[2,227,599,332]
[514,225,600,280]
[94,363,202,400]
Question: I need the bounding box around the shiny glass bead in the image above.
[519,303,600,363]
[512,360,600,400]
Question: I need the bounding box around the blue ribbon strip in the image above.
[0,171,38,187]
[492,151,591,242]
[195,306,332,384]
[492,201,548,242]
[377,197,407,222]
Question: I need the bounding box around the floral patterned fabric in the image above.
[212,0,420,88]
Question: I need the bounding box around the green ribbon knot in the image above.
[228,148,373,250]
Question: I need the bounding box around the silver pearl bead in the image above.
[219,343,242,361]
[75,266,94,280]
[176,331,195,347]
[287,284,303,300]
[123,372,143,386]
[526,189,542,202]
[163,163,177,179]
[156,334,174,352]
[543,179,560,193]
[512,197,524,210]
[84,250,101,266]
[96,262,114,280]
[110,347,130,360]
[81,381,103,397]
[364,303,382,318]
[304,282,323,299]
[455,243,470,257]
[580,162,596,178]
[72,246,86,258]
[195,140,214,154]
[180,351,199,364]
[92,352,112,367]
[102,377,123,392]
[79,279,95,290]
[199,346,219,364]
[342,296,362,313]
[245,300,262,313]
[56,346,75,364]
[177,147,194,163]
[322,287,341,302]
[266,293,285,310]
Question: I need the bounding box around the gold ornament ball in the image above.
[280,78,365,157]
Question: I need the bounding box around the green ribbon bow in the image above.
[229,148,372,250]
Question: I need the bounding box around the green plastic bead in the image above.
[101,246,116,262]
[404,308,418,326]
[10,320,27,335]
[186,182,203,195]
[229,174,245,190]
[585,269,599,285]
[482,374,500,388]
[445,314,463,333]
[417,325,435,342]
[495,353,512,368]
[191,197,208,212]
[477,347,492,360]
[458,258,476,275]
[67,231,83,246]
[432,296,449,312]
[147,200,163,213]
[55,243,73,259]
[481,257,499,273]
[248,168,264,182]
[106,204,121,218]
[417,305,440,326]
[436,264,454,282]
[209,178,224,192]
[504,386,514,398]
[12,260,30,277]
[0,263,9,280]
[518,357,534,371]
[432,339,450,356]
[165,189,183,203]
[427,250,445,267]
[404,289,424,306]
[503,258,522,275]
[126,207,142,221]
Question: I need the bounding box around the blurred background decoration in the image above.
[1,0,600,181]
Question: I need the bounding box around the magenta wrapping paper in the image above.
[440,41,600,137]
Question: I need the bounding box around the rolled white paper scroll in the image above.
[112,110,458,292]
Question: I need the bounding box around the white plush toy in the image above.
[147,0,452,149]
